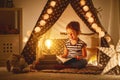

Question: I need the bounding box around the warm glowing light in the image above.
[88,17,94,23]
[91,23,98,29]
[45,39,52,49]
[95,27,102,33]
[86,12,92,18]
[80,0,86,6]
[88,55,97,66]
[34,26,41,32]
[105,36,111,43]
[83,5,89,12]
[43,14,49,20]
[99,31,105,37]
[50,1,56,7]
[39,20,46,26]
[38,40,41,46]
[26,30,31,37]
[23,37,28,43]
[47,8,53,14]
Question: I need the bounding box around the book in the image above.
[56,55,72,64]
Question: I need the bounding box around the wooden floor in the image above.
[0,67,120,80]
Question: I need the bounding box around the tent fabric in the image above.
[21,0,70,64]
[99,40,120,75]
[22,0,106,64]
[20,0,119,75]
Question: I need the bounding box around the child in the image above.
[56,21,88,69]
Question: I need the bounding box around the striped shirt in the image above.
[65,38,87,58]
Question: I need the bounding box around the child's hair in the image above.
[66,21,81,34]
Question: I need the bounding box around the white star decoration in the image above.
[98,40,120,75]
[98,45,115,57]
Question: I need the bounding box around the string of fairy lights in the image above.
[80,0,105,38]
[34,1,56,33]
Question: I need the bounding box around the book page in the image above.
[56,55,72,63]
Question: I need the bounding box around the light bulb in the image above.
[88,17,94,23]
[50,1,56,7]
[34,26,41,33]
[80,0,86,6]
[99,31,105,37]
[45,39,52,49]
[39,20,46,26]
[95,27,102,33]
[23,37,28,43]
[91,23,98,29]
[43,14,49,20]
[47,8,53,14]
[105,36,111,43]
[86,12,92,18]
[83,5,89,12]
[26,30,31,37]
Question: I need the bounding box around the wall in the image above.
[13,0,47,48]
[93,0,120,45]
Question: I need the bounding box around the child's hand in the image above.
[76,56,80,60]
[61,54,67,58]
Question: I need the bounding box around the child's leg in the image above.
[68,59,87,69]
[70,59,88,69]
[55,59,87,69]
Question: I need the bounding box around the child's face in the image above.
[66,28,78,40]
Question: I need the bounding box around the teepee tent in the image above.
[21,0,119,75]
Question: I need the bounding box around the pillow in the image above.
[98,45,115,57]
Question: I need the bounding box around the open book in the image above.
[56,55,72,64]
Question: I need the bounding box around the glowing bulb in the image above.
[26,30,31,37]
[47,8,53,14]
[91,23,98,29]
[80,0,86,6]
[95,27,102,33]
[50,1,56,7]
[45,39,52,49]
[91,23,102,33]
[43,14,49,20]
[99,31,105,37]
[23,37,28,43]
[105,36,111,43]
[86,12,92,18]
[39,20,46,26]
[34,26,41,32]
[88,17,94,23]
[83,5,89,12]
